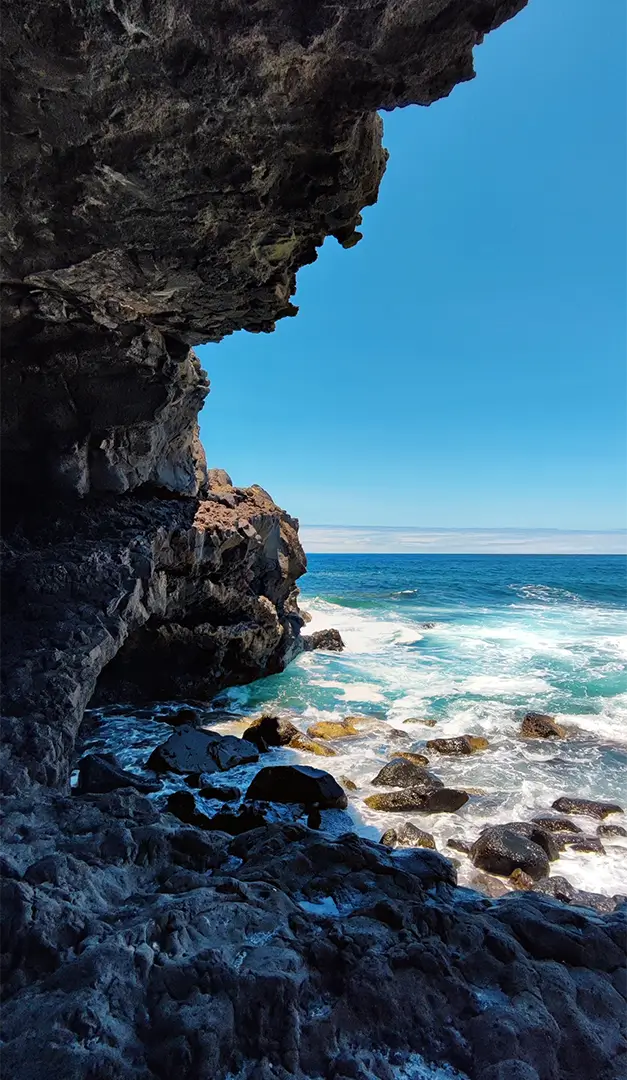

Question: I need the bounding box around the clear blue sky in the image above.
[197,0,626,535]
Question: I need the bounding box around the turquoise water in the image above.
[221,554,627,895]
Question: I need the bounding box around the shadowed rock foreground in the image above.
[2,0,626,1077]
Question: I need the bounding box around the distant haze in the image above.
[300,526,627,555]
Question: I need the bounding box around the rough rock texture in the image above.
[2,792,625,1080]
[0,480,305,790]
[301,628,345,652]
[147,724,259,775]
[521,713,565,739]
[2,0,527,502]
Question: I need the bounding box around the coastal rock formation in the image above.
[1,480,305,790]
[521,712,566,739]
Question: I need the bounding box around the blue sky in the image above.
[197,0,626,549]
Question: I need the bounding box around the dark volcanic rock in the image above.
[598,823,627,838]
[531,815,582,834]
[371,759,443,789]
[166,790,214,829]
[245,765,348,809]
[148,724,259,775]
[301,628,345,652]
[365,787,469,813]
[552,796,624,819]
[198,782,241,802]
[520,712,565,738]
[75,752,160,796]
[380,823,436,850]
[471,827,551,880]
[426,735,489,754]
[243,713,300,749]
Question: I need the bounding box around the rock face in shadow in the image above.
[1,481,305,790]
[2,0,527,504]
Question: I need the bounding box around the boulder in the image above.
[205,802,303,835]
[339,776,358,791]
[243,714,300,749]
[380,823,436,849]
[403,717,437,726]
[396,751,430,766]
[288,732,337,757]
[561,836,606,854]
[446,837,472,855]
[76,753,160,796]
[365,787,469,813]
[160,707,201,727]
[531,815,581,834]
[147,725,259,775]
[301,628,345,652]
[166,791,213,829]
[468,870,510,898]
[306,718,359,740]
[597,823,627,838]
[371,759,443,789]
[426,735,489,755]
[532,876,576,902]
[198,782,241,801]
[520,712,565,738]
[485,821,559,860]
[551,796,624,819]
[470,827,551,880]
[245,765,348,809]
[509,868,535,891]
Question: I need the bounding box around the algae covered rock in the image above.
[380,823,436,849]
[521,712,565,738]
[365,787,469,813]
[552,796,624,819]
[306,718,360,740]
[426,735,489,755]
[371,759,442,789]
[471,826,550,880]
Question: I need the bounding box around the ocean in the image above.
[86,553,627,898]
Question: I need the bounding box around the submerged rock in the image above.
[245,765,348,809]
[403,717,437,726]
[562,836,606,854]
[288,732,337,757]
[446,837,472,855]
[471,827,550,880]
[371,759,442,789]
[509,868,536,891]
[380,823,436,850]
[301,628,345,652]
[339,776,358,791]
[198,782,241,802]
[426,735,489,754]
[75,753,160,796]
[520,712,565,738]
[598,823,627,838]
[552,796,624,819]
[531,815,581,833]
[365,787,469,813]
[147,725,259,775]
[243,713,300,749]
[396,751,430,766]
[306,718,359,740]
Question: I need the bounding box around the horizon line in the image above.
[298,524,627,555]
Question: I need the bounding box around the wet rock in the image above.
[147,725,259,775]
[371,759,442,789]
[598,823,627,838]
[509,868,535,891]
[243,714,299,749]
[307,807,322,829]
[468,870,510,898]
[340,776,358,791]
[482,1063,540,1080]
[403,717,437,726]
[205,801,303,835]
[166,790,213,829]
[288,733,337,757]
[380,823,436,849]
[198,782,241,802]
[562,836,606,854]
[306,718,359,740]
[569,890,622,914]
[446,837,472,855]
[396,751,430,767]
[301,628,345,652]
[520,712,565,738]
[365,787,469,813]
[531,815,581,833]
[159,707,201,727]
[426,735,489,754]
[551,796,624,819]
[75,753,160,796]
[471,827,550,880]
[420,622,436,629]
[245,765,348,809]
[532,876,576,902]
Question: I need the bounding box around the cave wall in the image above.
[2,0,526,500]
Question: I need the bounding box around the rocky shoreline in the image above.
[2,0,626,1075]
